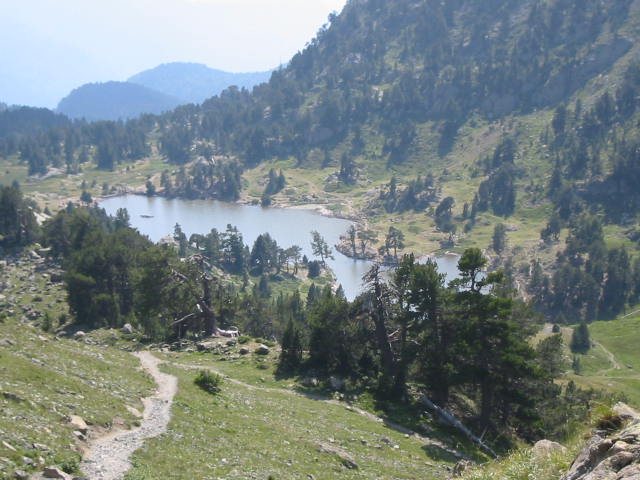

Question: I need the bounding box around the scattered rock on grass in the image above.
[68,415,88,435]
[2,392,25,402]
[318,443,358,470]
[42,466,71,479]
[2,441,17,452]
[256,344,270,355]
[452,460,475,476]
[533,439,568,458]
[196,342,218,352]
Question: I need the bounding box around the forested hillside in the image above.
[3,0,640,327]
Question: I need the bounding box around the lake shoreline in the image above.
[99,193,374,300]
[101,191,459,261]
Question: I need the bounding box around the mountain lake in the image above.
[100,194,460,300]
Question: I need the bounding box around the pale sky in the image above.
[0,0,348,107]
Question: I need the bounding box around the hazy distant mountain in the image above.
[128,62,272,104]
[57,81,182,121]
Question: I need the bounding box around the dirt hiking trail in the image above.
[80,351,177,480]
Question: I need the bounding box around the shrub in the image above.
[41,312,53,332]
[597,412,624,432]
[54,452,81,474]
[237,335,251,344]
[194,370,223,395]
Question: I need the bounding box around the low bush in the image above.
[194,370,223,395]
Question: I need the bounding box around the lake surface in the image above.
[100,195,460,300]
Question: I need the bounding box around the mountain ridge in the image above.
[56,81,183,121]
[128,62,273,104]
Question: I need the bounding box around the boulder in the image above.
[73,331,85,340]
[452,460,475,476]
[0,338,15,346]
[561,422,640,480]
[239,347,250,355]
[226,339,237,347]
[196,342,217,352]
[2,392,25,402]
[318,443,358,470]
[68,415,88,435]
[43,467,71,479]
[255,344,270,355]
[303,377,319,388]
[126,405,143,418]
[533,439,568,459]
[13,471,29,480]
[613,403,640,423]
[2,441,17,451]
[122,323,133,334]
[329,376,345,391]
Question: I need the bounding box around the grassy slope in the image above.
[0,255,155,477]
[0,318,154,476]
[125,350,463,480]
[568,312,640,406]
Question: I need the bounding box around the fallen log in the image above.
[419,395,497,458]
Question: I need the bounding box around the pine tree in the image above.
[570,322,591,354]
[279,319,303,373]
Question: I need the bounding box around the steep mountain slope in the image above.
[56,81,183,121]
[128,62,272,104]
[174,0,633,165]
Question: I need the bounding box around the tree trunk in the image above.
[393,319,408,397]
[479,377,494,431]
[369,268,395,388]
[202,277,216,337]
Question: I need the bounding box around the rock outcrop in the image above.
[561,403,640,480]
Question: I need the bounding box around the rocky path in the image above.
[80,352,177,480]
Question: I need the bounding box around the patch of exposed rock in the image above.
[532,439,567,459]
[318,443,358,470]
[561,403,640,480]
